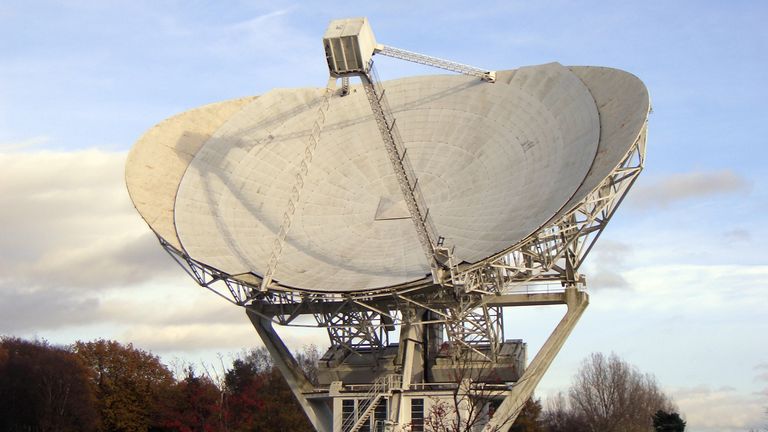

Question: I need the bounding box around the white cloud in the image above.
[0,286,102,333]
[0,149,177,292]
[0,147,328,360]
[723,228,751,243]
[118,307,327,354]
[617,264,768,312]
[671,385,766,432]
[190,6,320,76]
[121,323,255,353]
[96,291,246,328]
[755,363,768,398]
[226,7,296,31]
[0,149,194,337]
[583,240,633,290]
[588,270,629,290]
[590,240,633,266]
[0,135,50,151]
[629,170,751,209]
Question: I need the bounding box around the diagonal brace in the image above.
[483,288,589,432]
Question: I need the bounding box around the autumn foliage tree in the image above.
[73,339,175,432]
[0,337,100,432]
[0,337,322,432]
[223,356,266,430]
[223,347,314,432]
[160,367,224,432]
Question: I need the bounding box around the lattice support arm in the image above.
[318,308,391,353]
[375,45,496,82]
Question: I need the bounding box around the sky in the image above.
[1,1,766,430]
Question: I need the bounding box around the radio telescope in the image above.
[126,17,648,432]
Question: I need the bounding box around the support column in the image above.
[246,309,333,432]
[483,287,589,432]
[390,308,424,426]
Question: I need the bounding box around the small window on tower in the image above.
[342,399,355,426]
[374,399,388,431]
[411,398,424,432]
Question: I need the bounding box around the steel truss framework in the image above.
[376,45,496,82]
[315,308,393,354]
[446,304,504,360]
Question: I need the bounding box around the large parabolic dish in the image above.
[126,20,650,431]
[126,63,649,293]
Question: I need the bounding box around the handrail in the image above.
[341,374,401,432]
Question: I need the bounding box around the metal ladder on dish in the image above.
[259,79,336,292]
[360,47,494,286]
[360,63,444,283]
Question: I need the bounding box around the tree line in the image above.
[418,352,686,432]
[0,336,316,432]
[1,336,685,432]
[510,353,686,432]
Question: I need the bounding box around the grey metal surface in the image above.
[126,63,648,293]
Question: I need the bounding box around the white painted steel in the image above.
[127,63,648,293]
[125,97,256,250]
[323,17,378,76]
[552,66,650,222]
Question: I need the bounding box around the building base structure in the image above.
[246,287,588,432]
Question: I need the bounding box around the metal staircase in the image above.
[341,375,401,432]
